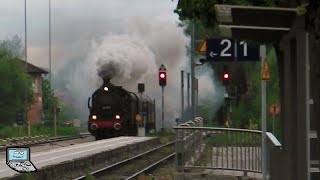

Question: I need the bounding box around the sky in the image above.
[0,0,179,69]
[0,0,225,127]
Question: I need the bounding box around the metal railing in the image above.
[174,122,282,176]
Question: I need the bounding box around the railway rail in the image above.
[0,132,91,151]
[74,141,175,180]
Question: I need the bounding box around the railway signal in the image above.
[159,64,167,132]
[159,72,166,86]
[16,112,24,126]
[222,65,230,86]
[159,64,167,87]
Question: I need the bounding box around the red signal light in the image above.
[223,73,229,79]
[222,65,230,86]
[160,73,166,79]
[159,72,166,86]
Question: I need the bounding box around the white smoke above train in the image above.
[47,1,225,129]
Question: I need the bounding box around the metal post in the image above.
[49,0,53,137]
[49,0,52,88]
[181,71,184,120]
[140,92,143,128]
[190,20,195,120]
[305,32,310,180]
[24,0,30,137]
[187,73,190,109]
[153,98,156,130]
[272,115,275,134]
[54,107,57,137]
[161,86,164,132]
[260,45,268,180]
[196,78,198,106]
[230,98,232,127]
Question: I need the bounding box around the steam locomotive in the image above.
[87,78,155,140]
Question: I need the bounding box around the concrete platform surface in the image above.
[0,136,154,179]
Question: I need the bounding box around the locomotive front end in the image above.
[88,78,139,140]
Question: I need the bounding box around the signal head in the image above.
[223,73,229,79]
[159,71,167,86]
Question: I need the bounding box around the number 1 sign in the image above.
[206,38,259,62]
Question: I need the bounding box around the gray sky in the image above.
[0,0,179,69]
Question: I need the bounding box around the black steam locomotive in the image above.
[87,78,155,140]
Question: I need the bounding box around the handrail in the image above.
[266,132,282,148]
[174,126,262,134]
[174,121,284,178]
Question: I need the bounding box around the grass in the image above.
[85,174,95,180]
[21,173,36,180]
[146,131,175,144]
[194,144,212,167]
[205,133,260,146]
[0,124,81,138]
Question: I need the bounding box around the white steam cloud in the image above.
[51,8,224,129]
[61,16,191,129]
[0,0,225,128]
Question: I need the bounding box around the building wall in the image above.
[27,74,43,125]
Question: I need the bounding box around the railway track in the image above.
[0,133,91,151]
[74,141,175,180]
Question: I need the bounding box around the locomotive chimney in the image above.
[102,77,110,85]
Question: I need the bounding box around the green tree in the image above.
[0,48,34,124]
[0,35,24,58]
[42,79,81,125]
[42,78,59,124]
[175,0,293,29]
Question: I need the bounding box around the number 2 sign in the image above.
[206,38,259,62]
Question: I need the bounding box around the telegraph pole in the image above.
[49,0,52,88]
[24,0,31,136]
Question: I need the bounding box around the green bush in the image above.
[0,124,80,138]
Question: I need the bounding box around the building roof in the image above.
[18,59,48,74]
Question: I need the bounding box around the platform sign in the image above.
[206,38,234,62]
[237,41,260,61]
[206,38,259,62]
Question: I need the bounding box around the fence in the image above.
[174,120,282,177]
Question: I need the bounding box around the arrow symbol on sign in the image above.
[209,51,218,57]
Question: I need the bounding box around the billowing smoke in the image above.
[0,0,225,128]
[93,34,157,86]
[54,15,226,129]
[62,16,190,129]
[196,64,225,115]
[49,3,224,129]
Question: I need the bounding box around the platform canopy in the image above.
[214,4,297,42]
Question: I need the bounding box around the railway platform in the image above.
[0,136,158,179]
